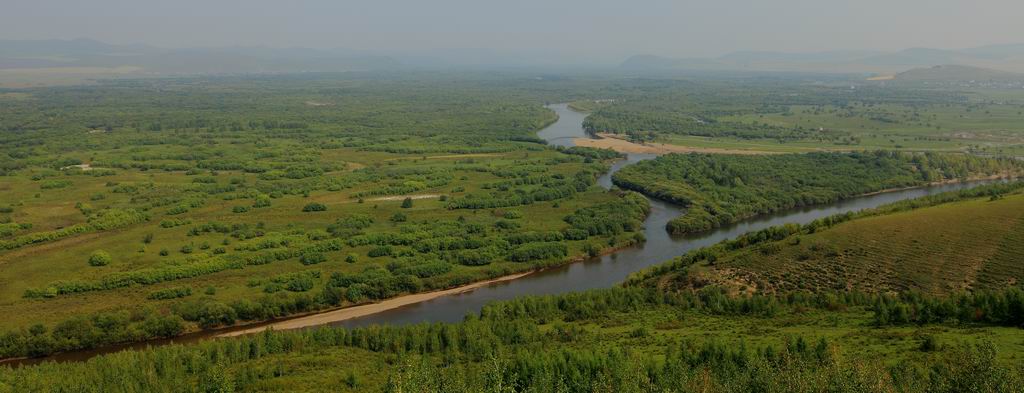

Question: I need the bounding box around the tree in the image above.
[401,197,414,209]
[88,250,111,266]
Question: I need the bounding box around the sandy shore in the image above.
[573,133,777,155]
[218,271,533,337]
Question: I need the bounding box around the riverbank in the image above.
[219,226,646,336]
[219,271,535,337]
[860,172,1018,197]
[573,133,780,155]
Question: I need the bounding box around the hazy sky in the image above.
[4,0,1024,63]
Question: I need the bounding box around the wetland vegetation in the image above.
[1,71,1023,392]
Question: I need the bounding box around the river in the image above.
[3,103,997,366]
[326,103,996,328]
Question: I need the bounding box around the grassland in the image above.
[636,184,1024,295]
[2,178,1023,392]
[0,74,651,358]
[582,82,1024,157]
[3,72,1024,391]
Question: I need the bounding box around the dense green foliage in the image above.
[2,285,1022,391]
[582,81,962,140]
[578,80,1024,157]
[613,151,1020,234]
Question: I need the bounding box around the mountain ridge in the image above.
[622,44,1024,74]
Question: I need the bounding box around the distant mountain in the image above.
[0,39,400,74]
[717,50,882,65]
[622,44,1024,74]
[893,65,1024,82]
[620,55,724,70]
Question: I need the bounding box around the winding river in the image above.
[327,104,996,328]
[4,103,999,366]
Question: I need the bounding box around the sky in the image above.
[4,0,1024,64]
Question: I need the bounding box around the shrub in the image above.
[368,245,393,257]
[195,302,236,328]
[401,197,413,208]
[165,205,190,215]
[286,276,315,292]
[299,252,327,265]
[146,287,193,300]
[509,242,568,262]
[88,250,112,266]
[252,195,272,208]
[302,202,327,212]
[919,335,941,352]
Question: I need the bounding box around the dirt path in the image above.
[219,271,533,337]
[573,133,779,155]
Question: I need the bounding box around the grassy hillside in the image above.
[631,182,1024,295]
[611,151,1021,234]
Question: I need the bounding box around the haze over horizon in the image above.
[5,0,1024,65]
